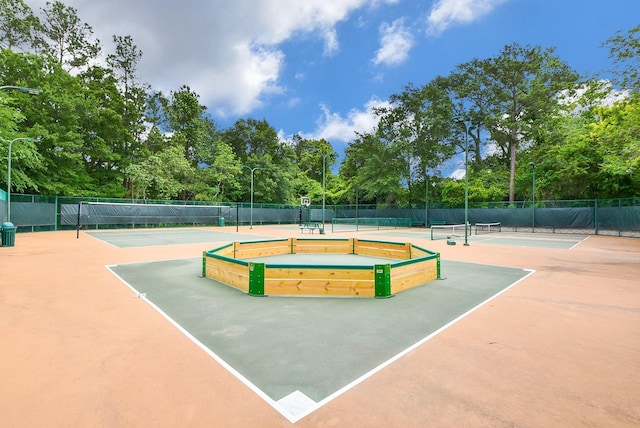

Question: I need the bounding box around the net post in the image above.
[76,201,82,239]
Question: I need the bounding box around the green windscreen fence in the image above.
[0,189,6,223]
[6,194,640,236]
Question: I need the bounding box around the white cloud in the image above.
[28,0,397,116]
[302,97,390,143]
[323,28,340,56]
[426,0,509,36]
[558,80,629,115]
[373,19,414,66]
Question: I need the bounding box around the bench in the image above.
[300,222,319,233]
[429,220,446,227]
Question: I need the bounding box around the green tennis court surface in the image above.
[87,229,270,248]
[109,257,531,422]
[471,232,587,249]
[364,229,587,250]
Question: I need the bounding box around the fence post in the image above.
[594,198,599,235]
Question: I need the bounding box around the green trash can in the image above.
[1,222,16,247]
[218,217,225,227]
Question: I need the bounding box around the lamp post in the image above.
[529,162,536,232]
[6,137,39,222]
[241,164,265,229]
[456,120,471,246]
[1,85,42,225]
[424,169,429,228]
[311,148,330,232]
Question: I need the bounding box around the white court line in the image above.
[106,263,535,423]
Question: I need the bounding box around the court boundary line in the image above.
[105,261,535,423]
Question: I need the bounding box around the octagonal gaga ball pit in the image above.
[202,238,440,298]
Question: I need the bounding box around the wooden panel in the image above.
[410,246,435,258]
[265,267,372,281]
[390,260,438,293]
[390,259,437,277]
[215,246,236,258]
[234,239,291,259]
[293,238,353,254]
[265,278,375,297]
[206,258,249,292]
[355,240,410,260]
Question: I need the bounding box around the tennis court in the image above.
[109,255,530,422]
[87,228,270,248]
[366,226,588,250]
[1,225,638,427]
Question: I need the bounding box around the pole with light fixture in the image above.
[456,119,471,246]
[7,137,39,222]
[310,148,330,233]
[529,162,536,232]
[241,164,265,229]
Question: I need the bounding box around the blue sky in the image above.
[29,0,640,162]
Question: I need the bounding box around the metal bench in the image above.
[299,222,319,233]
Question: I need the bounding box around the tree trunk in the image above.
[509,139,517,203]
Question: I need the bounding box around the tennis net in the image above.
[331,217,412,232]
[430,223,470,240]
[475,222,502,235]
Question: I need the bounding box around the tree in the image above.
[195,139,241,201]
[0,0,40,51]
[39,1,100,71]
[224,118,299,204]
[604,24,640,94]
[289,135,338,204]
[340,132,406,205]
[168,85,207,164]
[107,34,148,146]
[362,80,457,205]
[472,43,579,202]
[77,64,131,195]
[125,145,194,200]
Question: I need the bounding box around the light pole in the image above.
[6,137,39,222]
[241,164,265,229]
[457,120,471,246]
[529,162,536,232]
[424,168,429,228]
[310,148,330,233]
[1,85,42,225]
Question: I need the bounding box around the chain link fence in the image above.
[2,193,639,237]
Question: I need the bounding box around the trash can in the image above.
[218,217,225,227]
[1,222,16,247]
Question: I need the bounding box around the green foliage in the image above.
[0,0,39,51]
[604,24,640,93]
[0,0,637,207]
[39,1,101,70]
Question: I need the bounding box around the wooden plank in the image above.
[234,239,291,259]
[293,238,353,254]
[390,259,438,277]
[265,267,373,281]
[206,258,249,291]
[391,262,438,293]
[265,278,375,297]
[355,240,410,259]
[409,246,435,258]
